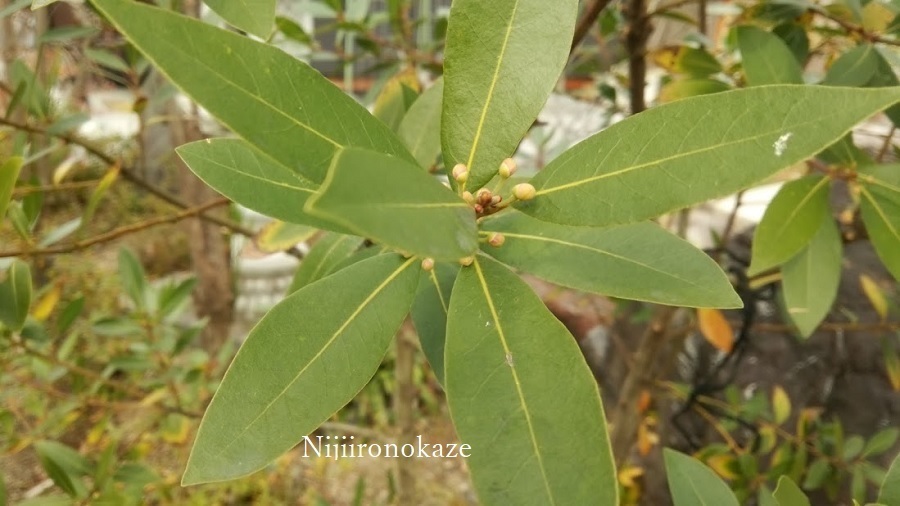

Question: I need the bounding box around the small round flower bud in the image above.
[488,233,506,247]
[421,258,435,271]
[476,189,493,206]
[451,163,469,183]
[499,158,517,178]
[462,191,475,204]
[459,256,475,267]
[490,195,502,206]
[512,183,537,201]
[473,204,484,214]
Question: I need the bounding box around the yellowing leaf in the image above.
[860,274,889,321]
[772,385,792,425]
[637,418,659,456]
[618,465,644,488]
[706,454,739,480]
[862,1,894,32]
[884,340,900,392]
[31,283,61,321]
[256,221,316,253]
[698,308,734,352]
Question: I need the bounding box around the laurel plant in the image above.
[85,0,900,503]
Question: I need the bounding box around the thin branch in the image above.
[625,0,651,114]
[0,198,228,258]
[0,116,257,238]
[12,179,101,196]
[571,0,616,53]
[812,8,900,47]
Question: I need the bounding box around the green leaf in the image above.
[480,211,741,308]
[410,262,457,384]
[256,221,316,253]
[824,44,880,86]
[781,217,841,337]
[287,233,365,294]
[749,175,831,276]
[737,25,804,85]
[305,148,478,261]
[176,139,342,230]
[0,156,23,222]
[445,256,617,505]
[442,0,579,189]
[203,0,275,39]
[880,451,900,505]
[275,16,312,45]
[118,248,148,311]
[183,254,420,484]
[803,458,833,490]
[0,260,32,332]
[85,48,130,73]
[158,278,197,320]
[91,0,413,184]
[664,449,740,506]
[517,86,900,227]
[773,475,811,506]
[772,23,810,64]
[34,440,90,498]
[659,78,731,103]
[863,428,900,457]
[372,69,419,131]
[859,172,900,281]
[398,78,444,169]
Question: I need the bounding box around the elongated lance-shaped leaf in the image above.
[859,171,900,281]
[446,255,617,505]
[0,259,32,332]
[410,262,458,384]
[287,233,364,294]
[517,86,900,227]
[305,148,478,261]
[91,0,414,184]
[0,156,23,221]
[203,0,275,39]
[880,450,900,505]
[781,217,841,338]
[177,138,348,232]
[442,0,579,190]
[737,26,803,86]
[749,175,831,275]
[480,211,741,308]
[398,78,444,169]
[182,254,420,485]
[664,449,740,506]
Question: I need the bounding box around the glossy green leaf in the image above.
[0,156,23,222]
[773,475,811,506]
[176,138,344,230]
[664,449,740,506]
[91,0,413,183]
[781,217,841,337]
[118,248,148,311]
[305,148,478,261]
[183,254,420,484]
[0,259,32,332]
[659,78,730,103]
[517,86,900,227]
[288,233,364,294]
[749,175,831,275]
[737,26,803,85]
[824,44,880,86]
[203,0,275,39]
[442,0,579,189]
[859,182,900,281]
[398,78,444,169]
[446,256,617,505]
[880,451,900,504]
[772,23,810,64]
[480,211,740,308]
[410,262,457,384]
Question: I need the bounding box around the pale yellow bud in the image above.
[421,258,435,271]
[512,183,537,201]
[462,191,475,204]
[488,233,506,247]
[451,163,469,183]
[499,158,517,178]
[459,256,475,267]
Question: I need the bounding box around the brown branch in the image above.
[0,198,228,258]
[812,8,900,47]
[571,0,616,53]
[0,116,256,238]
[609,305,679,466]
[625,0,651,114]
